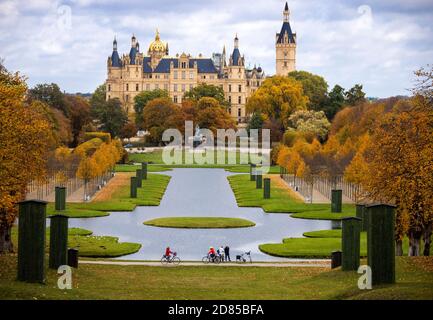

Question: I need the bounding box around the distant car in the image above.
[124,144,133,148]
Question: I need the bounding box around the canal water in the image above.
[69,169,333,261]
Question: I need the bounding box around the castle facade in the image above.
[106,2,296,125]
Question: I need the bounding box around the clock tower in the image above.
[276,2,296,75]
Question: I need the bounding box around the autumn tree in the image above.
[65,95,91,147]
[142,97,186,144]
[345,84,366,106]
[195,98,236,134]
[0,65,54,253]
[28,83,70,117]
[287,110,331,142]
[133,89,169,128]
[355,96,433,256]
[246,76,308,128]
[120,121,137,141]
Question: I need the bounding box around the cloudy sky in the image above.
[0,0,432,97]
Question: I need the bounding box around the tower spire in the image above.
[234,33,239,49]
[113,36,117,51]
[283,2,290,22]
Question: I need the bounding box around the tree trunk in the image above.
[408,230,422,256]
[0,223,14,254]
[423,223,432,256]
[395,239,403,256]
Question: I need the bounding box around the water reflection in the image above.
[69,169,332,261]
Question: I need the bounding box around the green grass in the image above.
[228,174,355,218]
[143,217,256,229]
[1,254,432,299]
[121,149,280,173]
[46,173,171,217]
[260,230,413,258]
[10,227,140,258]
[68,235,141,257]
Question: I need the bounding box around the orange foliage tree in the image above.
[0,66,53,253]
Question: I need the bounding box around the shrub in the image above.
[83,132,111,144]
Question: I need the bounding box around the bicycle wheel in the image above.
[161,256,169,265]
[172,257,181,265]
[202,256,210,264]
[214,256,221,264]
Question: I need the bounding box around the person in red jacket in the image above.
[165,246,173,260]
[208,247,216,260]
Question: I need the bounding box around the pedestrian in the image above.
[224,245,230,262]
[219,246,225,262]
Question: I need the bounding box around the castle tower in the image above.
[276,2,296,75]
[148,29,168,69]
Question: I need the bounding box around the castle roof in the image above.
[143,57,218,74]
[276,21,296,44]
[231,48,241,66]
[129,46,137,65]
[111,50,122,67]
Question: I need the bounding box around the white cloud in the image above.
[0,0,431,97]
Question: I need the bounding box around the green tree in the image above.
[94,98,128,138]
[345,84,366,106]
[247,112,264,133]
[323,84,346,120]
[90,84,107,117]
[184,83,227,106]
[28,83,69,117]
[134,89,169,128]
[288,71,328,112]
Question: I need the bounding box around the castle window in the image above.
[182,84,186,92]
[126,95,129,102]
[228,96,232,103]
[174,71,178,79]
[189,84,193,91]
[284,62,287,67]
[174,84,178,92]
[146,84,150,91]
[189,72,194,79]
[238,96,242,104]
[126,83,129,91]
[164,84,169,91]
[238,85,242,92]
[108,84,111,92]
[174,96,178,103]
[229,85,232,92]
[108,95,111,99]
[155,84,159,90]
[238,108,241,117]
[136,84,139,91]
[182,71,186,80]
[228,108,231,115]
[181,62,187,68]
[210,75,214,80]
[164,74,169,79]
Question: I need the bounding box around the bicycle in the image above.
[236,251,252,263]
[161,252,181,265]
[202,254,221,264]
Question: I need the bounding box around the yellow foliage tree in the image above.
[0,67,53,252]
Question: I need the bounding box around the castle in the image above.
[106,2,296,125]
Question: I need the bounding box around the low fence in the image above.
[26,170,114,202]
[281,171,360,203]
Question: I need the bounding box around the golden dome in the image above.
[148,29,167,53]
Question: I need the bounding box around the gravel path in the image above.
[79,259,331,268]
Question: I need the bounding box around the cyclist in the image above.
[208,247,216,261]
[165,246,174,261]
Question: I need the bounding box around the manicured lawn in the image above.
[10,227,141,258]
[122,149,280,173]
[143,217,256,229]
[1,254,432,299]
[47,173,171,218]
[68,235,141,257]
[260,230,413,258]
[228,174,355,218]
